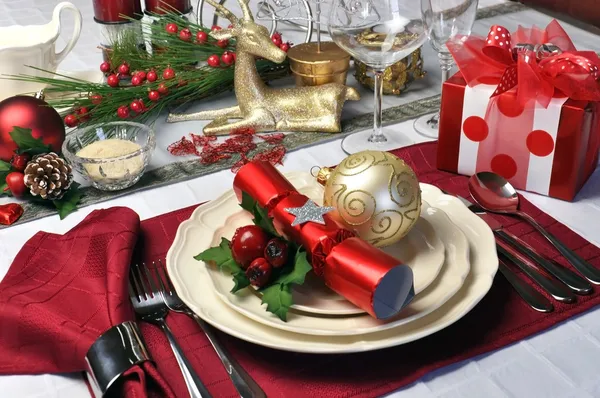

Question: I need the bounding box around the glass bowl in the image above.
[62,121,156,191]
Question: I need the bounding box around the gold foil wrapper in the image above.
[287,42,351,87]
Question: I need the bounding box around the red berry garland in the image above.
[117,105,129,119]
[64,114,78,127]
[106,74,120,87]
[196,31,208,43]
[131,75,143,86]
[166,23,178,34]
[217,39,229,48]
[211,25,221,31]
[221,51,235,65]
[118,63,130,76]
[130,100,144,113]
[148,90,160,101]
[179,28,192,41]
[163,67,175,80]
[157,83,169,94]
[271,35,282,47]
[146,70,158,82]
[99,61,111,73]
[207,54,220,67]
[280,42,291,52]
[90,94,102,105]
[136,71,147,81]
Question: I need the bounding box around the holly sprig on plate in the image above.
[195,192,312,321]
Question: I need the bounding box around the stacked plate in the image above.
[166,172,499,353]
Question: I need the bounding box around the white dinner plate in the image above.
[167,179,498,353]
[207,172,445,316]
[202,198,467,336]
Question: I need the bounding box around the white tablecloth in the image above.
[2,0,600,397]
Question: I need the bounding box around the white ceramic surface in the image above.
[166,179,497,352]
[194,174,465,335]
[0,2,82,101]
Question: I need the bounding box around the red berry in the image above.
[211,25,221,31]
[163,67,175,80]
[131,75,143,86]
[77,106,89,116]
[179,28,192,41]
[221,51,235,65]
[207,54,220,67]
[196,31,208,43]
[264,238,289,268]
[148,90,160,101]
[177,79,188,87]
[64,114,78,127]
[130,100,144,113]
[227,24,234,29]
[246,258,272,287]
[117,105,129,119]
[10,154,29,172]
[136,71,147,81]
[146,70,158,82]
[230,225,271,269]
[217,39,229,48]
[100,61,111,73]
[280,42,291,52]
[107,74,120,87]
[5,172,26,199]
[272,32,282,41]
[271,35,282,47]
[166,23,178,34]
[158,83,169,94]
[90,94,102,104]
[118,63,130,76]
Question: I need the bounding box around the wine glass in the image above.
[414,0,478,138]
[329,0,428,154]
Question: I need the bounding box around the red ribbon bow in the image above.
[447,20,600,108]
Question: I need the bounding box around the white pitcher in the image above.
[0,2,82,101]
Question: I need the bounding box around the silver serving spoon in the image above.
[468,171,600,285]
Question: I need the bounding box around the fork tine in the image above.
[140,262,159,297]
[128,276,138,301]
[133,263,151,300]
[151,260,168,297]
[160,259,176,294]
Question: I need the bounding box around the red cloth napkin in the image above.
[0,207,175,398]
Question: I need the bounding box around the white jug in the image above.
[0,2,82,101]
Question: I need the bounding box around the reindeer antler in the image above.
[204,0,239,24]
[237,0,254,21]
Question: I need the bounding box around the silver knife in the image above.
[458,197,592,296]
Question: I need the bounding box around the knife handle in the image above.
[495,239,576,303]
[497,259,553,312]
[495,230,593,295]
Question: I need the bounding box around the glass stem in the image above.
[439,52,453,87]
[315,1,321,52]
[368,69,387,144]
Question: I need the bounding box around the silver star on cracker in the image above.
[285,200,334,226]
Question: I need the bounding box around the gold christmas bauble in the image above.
[321,151,421,247]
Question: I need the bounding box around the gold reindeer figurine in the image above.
[167,0,360,136]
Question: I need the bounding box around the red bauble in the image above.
[216,39,229,48]
[246,258,272,287]
[64,114,78,127]
[211,25,221,31]
[146,70,158,82]
[131,75,143,86]
[10,153,29,172]
[163,67,175,80]
[5,172,26,198]
[107,74,120,87]
[221,51,235,65]
[264,238,289,268]
[148,90,160,101]
[99,61,111,73]
[280,42,291,52]
[207,54,220,67]
[196,31,208,44]
[118,63,130,76]
[179,28,192,41]
[271,35,282,47]
[117,105,129,119]
[157,83,169,94]
[166,23,178,34]
[90,94,102,105]
[0,96,65,162]
[230,225,271,268]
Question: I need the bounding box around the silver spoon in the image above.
[468,171,600,285]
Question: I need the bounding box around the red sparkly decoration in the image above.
[258,133,285,144]
[253,145,286,165]
[167,136,199,156]
[0,203,24,226]
[191,133,217,146]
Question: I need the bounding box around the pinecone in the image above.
[24,153,73,200]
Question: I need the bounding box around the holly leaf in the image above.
[0,160,11,171]
[239,191,280,237]
[240,191,255,214]
[194,237,233,265]
[261,283,293,321]
[274,249,312,286]
[0,181,8,197]
[9,127,51,155]
[231,271,250,293]
[53,183,83,220]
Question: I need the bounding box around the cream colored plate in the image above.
[167,179,498,352]
[209,175,444,316]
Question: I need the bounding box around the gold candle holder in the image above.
[287,42,351,87]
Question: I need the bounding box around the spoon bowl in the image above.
[468,172,519,212]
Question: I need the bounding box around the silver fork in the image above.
[154,260,267,398]
[129,262,212,398]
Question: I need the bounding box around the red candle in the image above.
[144,0,192,14]
[93,0,142,23]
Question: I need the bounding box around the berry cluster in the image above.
[230,225,290,287]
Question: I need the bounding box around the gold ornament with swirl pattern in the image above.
[314,151,421,247]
